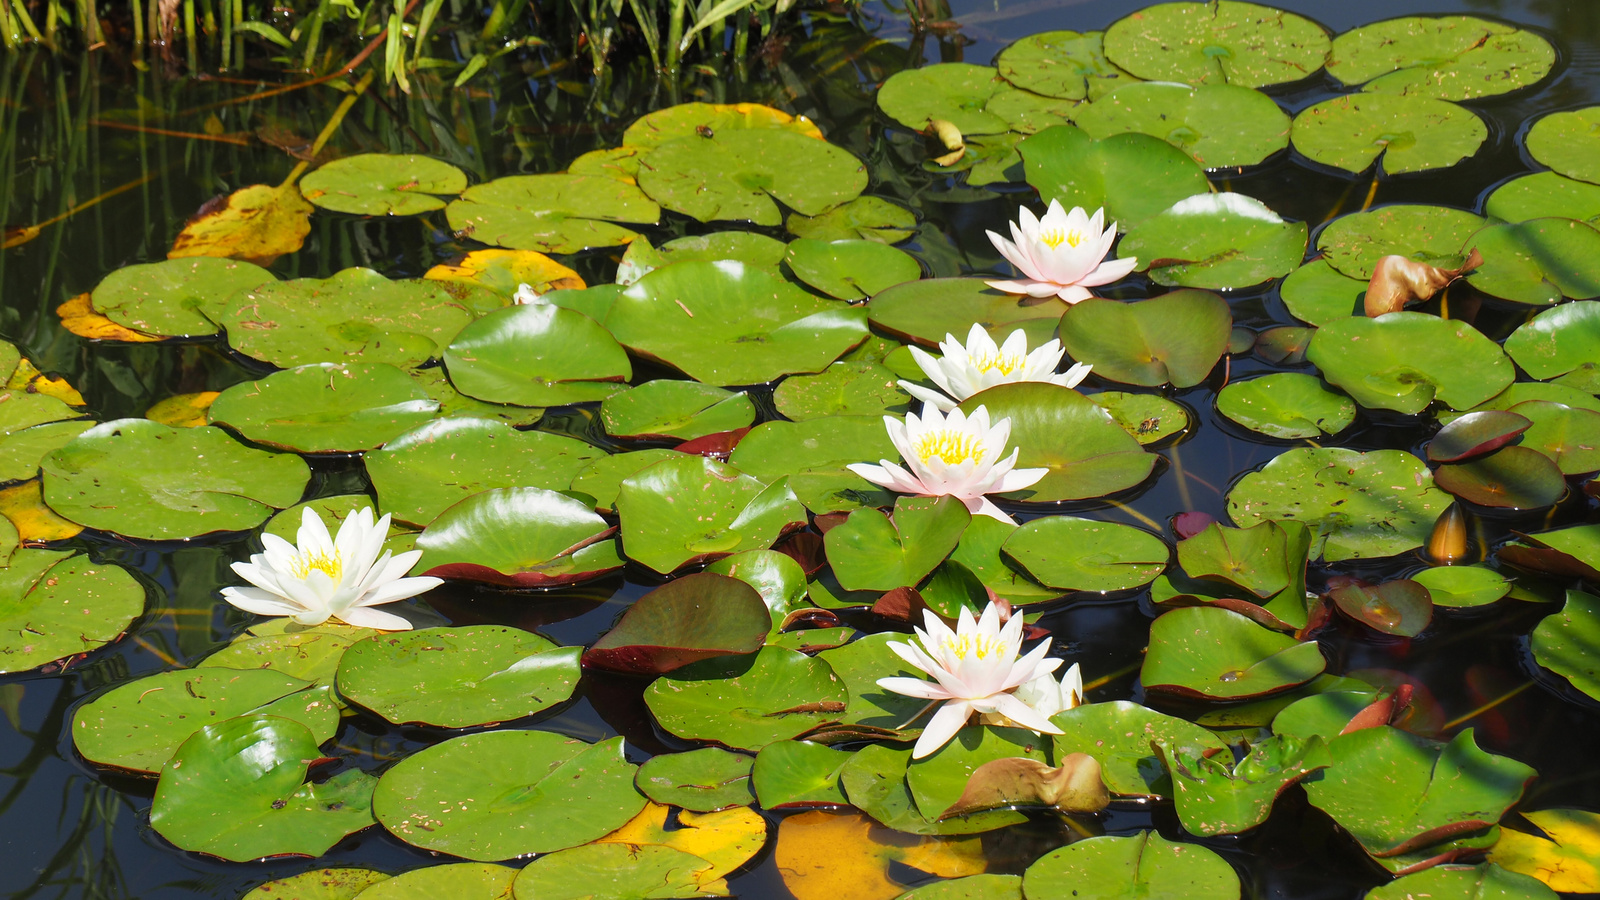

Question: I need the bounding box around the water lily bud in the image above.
[1427,503,1469,565]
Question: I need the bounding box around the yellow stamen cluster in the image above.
[945,632,1008,661]
[1038,228,1083,250]
[291,551,343,580]
[969,351,1025,376]
[914,429,986,466]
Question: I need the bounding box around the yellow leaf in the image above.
[775,810,986,900]
[0,480,83,542]
[146,391,220,428]
[1489,809,1600,893]
[2,225,40,249]
[598,801,767,882]
[55,294,162,343]
[5,359,86,406]
[424,249,585,299]
[169,183,313,267]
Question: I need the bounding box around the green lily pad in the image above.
[785,239,922,302]
[0,391,93,484]
[299,154,467,216]
[815,632,932,728]
[407,365,544,427]
[1527,107,1600,186]
[730,416,896,483]
[774,362,911,421]
[1022,831,1240,900]
[1306,312,1513,414]
[1226,447,1449,560]
[1000,517,1167,591]
[997,31,1137,102]
[366,418,604,528]
[1531,590,1600,702]
[41,419,310,540]
[607,261,868,385]
[601,381,755,441]
[1051,701,1227,797]
[635,747,756,812]
[840,743,1023,834]
[1411,566,1511,608]
[1057,290,1232,387]
[1216,373,1356,439]
[210,268,489,369]
[208,362,439,453]
[868,278,1070,349]
[200,620,372,685]
[352,865,517,900]
[1073,83,1290,168]
[443,302,631,407]
[1318,205,1485,279]
[907,726,1050,820]
[1328,16,1555,101]
[1092,392,1189,445]
[1514,400,1600,474]
[1120,193,1306,289]
[615,455,805,574]
[1103,1,1329,88]
[540,284,625,322]
[1504,301,1600,389]
[621,102,823,149]
[787,196,917,244]
[89,257,271,338]
[825,496,970,591]
[375,731,644,859]
[621,233,791,283]
[585,572,770,674]
[335,625,580,727]
[239,868,390,900]
[644,646,848,751]
[1280,259,1368,326]
[1020,125,1210,228]
[1291,94,1488,176]
[512,842,720,900]
[1143,606,1326,699]
[1465,219,1600,305]
[877,63,1009,135]
[983,88,1080,135]
[1157,519,1315,630]
[1367,864,1559,900]
[72,668,336,774]
[957,382,1156,502]
[150,715,376,862]
[1435,446,1567,509]
[445,174,660,253]
[1303,726,1535,858]
[1499,524,1600,581]
[570,449,684,514]
[896,875,1024,900]
[638,130,865,226]
[1484,173,1600,225]
[1161,733,1333,836]
[754,740,852,808]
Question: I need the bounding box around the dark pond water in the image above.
[2,0,1600,897]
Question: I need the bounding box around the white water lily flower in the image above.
[846,405,1048,524]
[878,603,1065,758]
[221,507,442,631]
[986,201,1138,303]
[900,323,1093,412]
[983,662,1084,727]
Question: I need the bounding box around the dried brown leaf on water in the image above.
[941,753,1110,818]
[1364,248,1483,317]
[928,118,966,167]
[168,184,313,267]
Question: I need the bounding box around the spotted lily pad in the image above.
[0,390,94,483]
[877,63,1010,135]
[1020,125,1210,228]
[638,130,866,226]
[635,747,756,812]
[1367,864,1559,900]
[1484,173,1600,225]
[445,174,660,253]
[601,381,755,441]
[1092,392,1189,445]
[1327,16,1555,101]
[512,842,722,900]
[1216,373,1356,439]
[89,257,271,338]
[1526,107,1600,186]
[997,31,1136,101]
[621,101,824,150]
[1022,831,1240,900]
[787,196,918,244]
[424,248,585,299]
[239,868,390,900]
[868,278,1070,350]
[1119,193,1306,289]
[644,646,848,750]
[774,362,910,421]
[1504,301,1600,391]
[570,450,684,514]
[1104,1,1329,88]
[614,455,805,574]
[1160,733,1333,836]
[784,239,922,301]
[1306,312,1513,414]
[1143,606,1326,699]
[1465,219,1600,305]
[1073,82,1290,168]
[1291,94,1488,176]
[208,363,439,453]
[1317,205,1485,280]
[1051,701,1228,797]
[443,302,632,407]
[1057,290,1232,387]
[299,154,468,216]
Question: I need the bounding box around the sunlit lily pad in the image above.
[1526,107,1600,186]
[1531,590,1600,702]
[150,715,376,862]
[208,363,439,453]
[907,725,1050,820]
[1001,517,1167,591]
[775,362,911,421]
[825,496,969,591]
[997,31,1136,101]
[607,261,868,385]
[375,731,643,859]
[1514,400,1600,474]
[596,802,765,883]
[644,646,848,750]
[407,365,544,427]
[1057,290,1231,387]
[443,302,631,407]
[1411,565,1510,608]
[299,154,467,216]
[423,248,585,299]
[1291,94,1488,176]
[1120,193,1306,289]
[0,391,94,483]
[1367,864,1558,900]
[615,455,805,574]
[412,486,618,587]
[239,868,390,900]
[838,743,1022,835]
[815,632,931,729]
[635,747,756,812]
[1092,392,1189,444]
[353,865,516,900]
[877,63,1009,135]
[897,875,1023,900]
[1280,259,1366,325]
[1306,312,1513,414]
[621,101,824,150]
[1052,701,1227,797]
[1484,173,1600,225]
[785,239,921,301]
[1020,125,1210,228]
[1226,447,1449,560]
[445,174,660,253]
[168,183,312,267]
[1157,519,1315,630]
[1103,1,1329,88]
[570,449,683,514]
[1504,301,1600,391]
[1499,524,1600,582]
[1489,809,1600,893]
[753,740,851,808]
[1328,16,1554,101]
[1465,219,1600,305]
[512,842,723,899]
[787,196,918,244]
[638,130,866,226]
[602,381,755,441]
[586,572,770,674]
[1143,606,1326,699]
[1429,411,1532,463]
[1074,83,1290,168]
[366,418,603,527]
[774,809,987,899]
[1022,831,1240,899]
[1216,373,1356,439]
[868,278,1068,350]
[200,623,369,686]
[89,257,271,338]
[620,232,789,284]
[335,625,579,727]
[1161,733,1332,836]
[1318,205,1485,279]
[41,419,310,540]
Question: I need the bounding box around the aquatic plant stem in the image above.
[279,69,375,189]
[1441,680,1533,731]
[1083,661,1141,691]
[1104,499,1161,532]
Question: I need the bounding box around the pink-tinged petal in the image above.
[337,605,413,631]
[986,691,1065,735]
[985,279,1050,298]
[970,496,1017,524]
[1076,255,1140,287]
[876,676,956,701]
[1003,641,1062,691]
[847,462,898,490]
[912,700,974,758]
[989,230,1046,283]
[1087,207,1106,234]
[1055,285,1095,303]
[220,587,304,618]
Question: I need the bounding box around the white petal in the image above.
[220,586,304,617]
[1077,255,1140,287]
[987,691,1064,735]
[357,575,444,607]
[912,700,973,759]
[901,382,959,412]
[337,606,414,631]
[877,676,956,701]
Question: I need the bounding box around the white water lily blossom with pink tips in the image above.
[986,201,1137,302]
[900,323,1092,412]
[846,405,1048,524]
[221,507,441,631]
[878,603,1066,758]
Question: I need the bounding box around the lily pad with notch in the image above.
[774,362,911,421]
[207,362,440,454]
[638,130,866,226]
[1485,173,1600,225]
[784,239,922,301]
[621,101,824,150]
[601,381,755,441]
[0,391,94,483]
[1216,373,1356,440]
[1072,82,1291,168]
[1280,259,1368,326]
[412,486,620,587]
[1092,392,1189,445]
[1530,590,1600,703]
[1291,94,1488,176]
[1159,733,1333,836]
[512,842,723,900]
[635,747,756,812]
[1119,193,1306,289]
[906,725,1051,821]
[868,278,1070,349]
[443,302,632,407]
[1411,566,1511,608]
[1103,0,1330,88]
[423,248,584,299]
[644,646,848,751]
[584,572,770,674]
[1367,864,1558,900]
[1504,301,1600,392]
[1465,219,1600,305]
[1317,205,1485,280]
[1020,125,1210,229]
[787,196,918,244]
[1142,606,1326,700]
[1527,107,1600,186]
[89,257,271,338]
[1057,290,1232,387]
[876,63,1010,135]
[299,154,467,216]
[1000,517,1168,592]
[1052,700,1229,797]
[996,30,1134,101]
[1306,312,1513,414]
[753,740,852,808]
[614,454,806,574]
[1022,831,1240,900]
[444,174,660,254]
[824,496,970,591]
[570,449,684,514]
[1327,16,1555,101]
[1513,400,1600,474]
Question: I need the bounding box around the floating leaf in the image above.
[839,743,1022,835]
[1329,578,1434,636]
[1488,809,1600,893]
[754,741,852,808]
[774,810,986,900]
[586,573,770,674]
[240,868,390,900]
[1057,290,1231,387]
[1435,446,1566,509]
[1484,173,1600,225]
[877,63,1009,135]
[1306,312,1513,414]
[1526,107,1600,186]
[775,362,911,421]
[1119,193,1305,288]
[150,715,376,862]
[635,748,756,812]
[602,381,755,441]
[406,365,544,428]
[1103,1,1330,88]
[1319,205,1485,280]
[1073,82,1290,168]
[1000,517,1167,591]
[145,391,217,428]
[815,632,933,728]
[1504,301,1600,390]
[572,449,686,514]
[299,153,466,215]
[89,257,271,338]
[444,302,631,407]
[638,130,866,226]
[1051,701,1227,797]
[424,248,584,298]
[868,278,1070,350]
[644,646,847,751]
[1465,219,1600,305]
[55,293,162,342]
[1160,734,1332,836]
[907,726,1050,821]
[996,30,1133,101]
[1092,392,1189,445]
[787,196,917,244]
[1280,259,1367,326]
[1328,16,1555,101]
[1020,125,1210,228]
[513,842,723,899]
[1514,400,1600,474]
[1411,566,1510,608]
[0,479,82,542]
[351,865,517,900]
[895,875,1023,900]
[825,496,970,591]
[445,174,660,253]
[168,183,313,266]
[0,390,94,483]
[1216,373,1355,439]
[1291,95,1488,176]
[785,239,922,301]
[1531,590,1600,703]
[1143,606,1326,699]
[1428,411,1532,463]
[1021,831,1240,900]
[208,362,439,453]
[621,101,824,150]
[615,455,805,574]
[1367,863,1559,900]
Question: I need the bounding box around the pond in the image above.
[2,0,1600,898]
